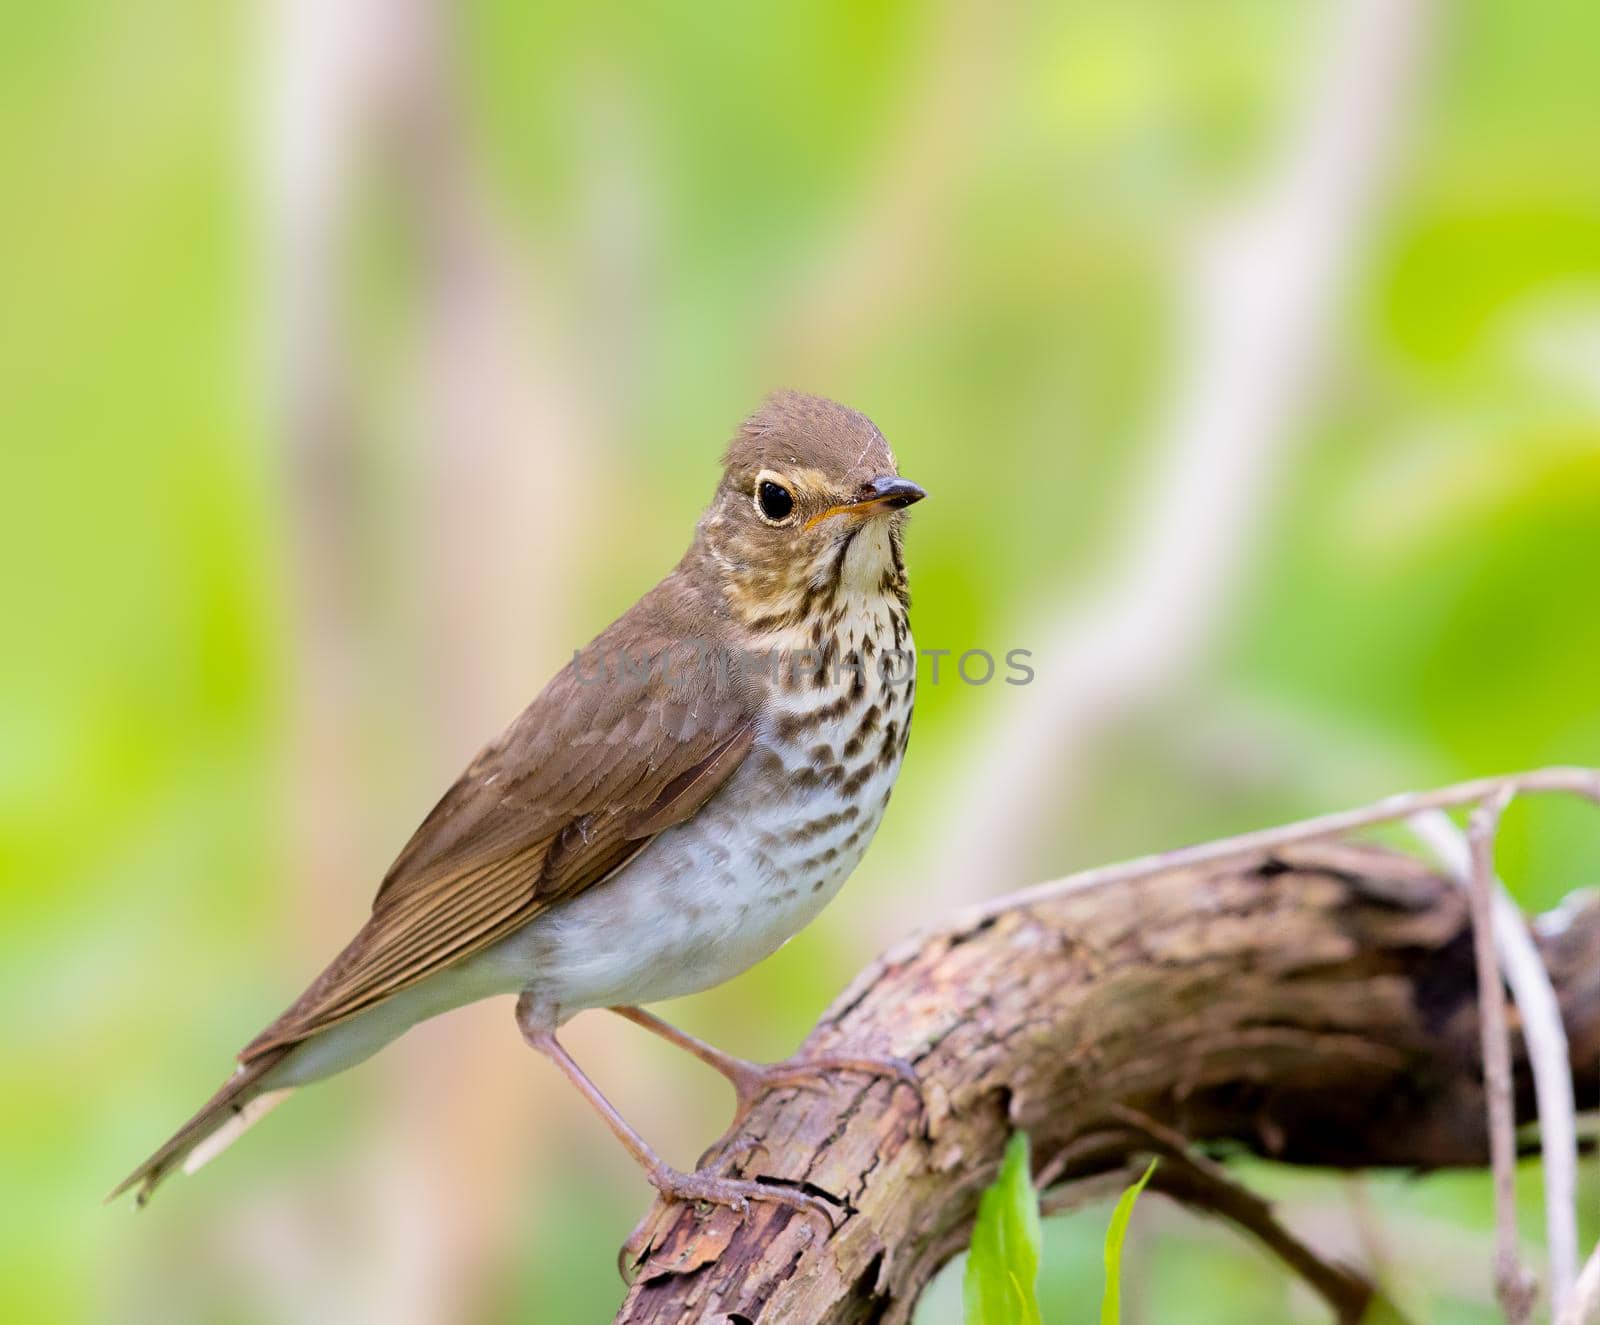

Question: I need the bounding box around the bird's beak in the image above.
[804,476,928,531]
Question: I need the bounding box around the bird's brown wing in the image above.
[241,590,757,1062]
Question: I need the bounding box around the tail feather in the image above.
[108,1047,293,1206]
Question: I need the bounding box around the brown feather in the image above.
[239,571,761,1062]
[624,723,755,837]
[106,1047,291,1205]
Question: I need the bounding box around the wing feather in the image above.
[240,580,759,1062]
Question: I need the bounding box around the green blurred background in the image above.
[4,0,1598,1321]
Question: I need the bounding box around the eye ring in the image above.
[754,474,796,525]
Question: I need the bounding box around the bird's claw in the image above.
[619,1163,839,1278]
[697,1131,769,1172]
[729,1050,920,1115]
[648,1163,837,1233]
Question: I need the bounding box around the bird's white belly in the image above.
[493,757,894,1017]
[483,633,914,1024]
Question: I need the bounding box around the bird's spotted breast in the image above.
[747,590,913,888]
[493,594,914,1020]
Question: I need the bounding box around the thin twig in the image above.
[969,766,1600,922]
[1410,808,1581,1316]
[1468,789,1538,1324]
[1557,1242,1600,1325]
[1107,1106,1379,1324]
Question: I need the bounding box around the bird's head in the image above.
[697,392,925,630]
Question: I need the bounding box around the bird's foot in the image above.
[619,1160,840,1278]
[609,1007,920,1139]
[724,1050,918,1128]
[695,1051,919,1169]
[649,1161,839,1231]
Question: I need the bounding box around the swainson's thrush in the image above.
[113,392,925,1233]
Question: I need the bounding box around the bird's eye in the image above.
[756,479,795,524]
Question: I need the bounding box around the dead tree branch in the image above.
[611,840,1600,1324]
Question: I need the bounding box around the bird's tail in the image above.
[107,1047,294,1207]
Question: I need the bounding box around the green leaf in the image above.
[1100,1159,1158,1325]
[963,1132,1044,1325]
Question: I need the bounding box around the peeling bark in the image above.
[611,843,1600,1323]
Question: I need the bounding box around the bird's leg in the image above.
[516,997,837,1247]
[610,1004,919,1133]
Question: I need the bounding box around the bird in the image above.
[112,391,926,1236]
